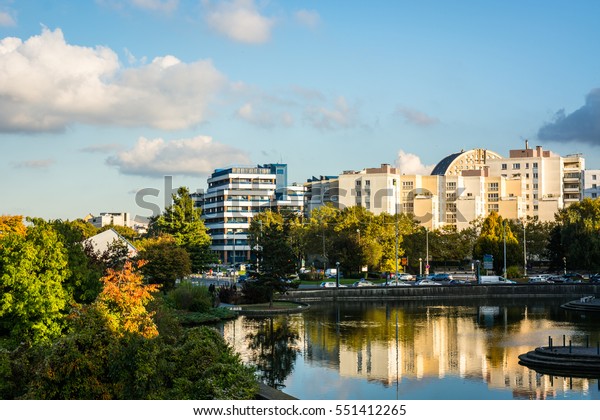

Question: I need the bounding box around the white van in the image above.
[479,275,516,284]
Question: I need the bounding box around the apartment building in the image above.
[303,175,339,215]
[194,164,304,265]
[583,169,600,199]
[486,143,585,221]
[337,164,401,216]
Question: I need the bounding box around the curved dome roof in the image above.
[430,148,503,176]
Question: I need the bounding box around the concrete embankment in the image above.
[281,284,600,302]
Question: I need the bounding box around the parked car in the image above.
[430,273,454,281]
[386,280,411,287]
[353,279,375,287]
[415,278,442,286]
[590,274,600,283]
[320,281,337,288]
[398,273,415,281]
[528,276,553,284]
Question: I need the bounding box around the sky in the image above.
[1,0,600,222]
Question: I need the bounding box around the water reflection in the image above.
[222,298,600,400]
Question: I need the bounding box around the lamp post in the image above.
[522,218,527,277]
[419,257,423,278]
[336,261,340,288]
[356,228,361,275]
[502,220,507,278]
[425,228,429,276]
[394,216,398,286]
[232,229,237,282]
[563,257,567,276]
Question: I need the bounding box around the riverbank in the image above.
[279,283,600,302]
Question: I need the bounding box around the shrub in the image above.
[165,282,212,312]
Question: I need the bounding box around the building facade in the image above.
[195,164,305,265]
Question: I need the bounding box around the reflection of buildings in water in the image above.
[221,306,596,399]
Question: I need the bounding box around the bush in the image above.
[165,282,212,312]
[506,265,522,279]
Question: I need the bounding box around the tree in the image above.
[47,219,103,304]
[0,215,26,237]
[0,224,70,344]
[150,186,214,272]
[95,260,160,339]
[248,211,298,306]
[136,235,191,292]
[473,212,520,275]
[549,198,600,271]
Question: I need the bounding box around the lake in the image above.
[221,297,600,400]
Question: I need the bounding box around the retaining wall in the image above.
[281,284,600,302]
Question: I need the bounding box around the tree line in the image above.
[0,187,255,399]
[248,198,600,278]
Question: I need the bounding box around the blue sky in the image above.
[1,0,599,222]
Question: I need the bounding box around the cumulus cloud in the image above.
[203,0,274,44]
[537,88,600,146]
[236,102,294,128]
[395,106,439,127]
[106,136,251,177]
[0,28,226,133]
[295,9,320,28]
[13,159,55,169]
[304,96,361,131]
[395,150,434,175]
[0,11,15,26]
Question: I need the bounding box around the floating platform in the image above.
[560,295,600,312]
[518,345,600,378]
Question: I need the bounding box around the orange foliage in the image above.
[97,259,160,338]
[0,215,26,237]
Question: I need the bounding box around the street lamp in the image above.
[419,257,423,277]
[502,220,507,278]
[522,218,527,277]
[336,261,340,288]
[563,257,567,276]
[425,228,429,276]
[356,228,361,275]
[232,229,237,281]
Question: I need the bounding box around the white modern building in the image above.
[194,164,305,265]
[583,169,600,199]
[88,212,132,229]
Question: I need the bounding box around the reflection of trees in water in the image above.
[245,317,299,390]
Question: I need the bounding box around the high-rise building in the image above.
[194,164,304,265]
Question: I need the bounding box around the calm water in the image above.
[221,297,600,400]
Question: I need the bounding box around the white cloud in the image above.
[203,0,274,44]
[0,11,15,27]
[0,28,226,133]
[395,106,439,127]
[304,96,360,131]
[294,9,320,29]
[395,150,434,175]
[13,159,55,169]
[79,143,123,154]
[106,136,251,177]
[236,102,294,128]
[130,0,178,12]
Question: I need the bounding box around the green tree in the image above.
[473,212,520,275]
[549,198,600,271]
[150,186,214,272]
[136,235,192,292]
[248,211,298,306]
[0,224,70,344]
[48,219,103,304]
